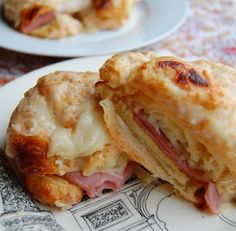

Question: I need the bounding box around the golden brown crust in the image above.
[6,131,81,176]
[99,51,157,88]
[135,57,223,110]
[97,52,236,206]
[25,174,83,207]
[37,71,99,129]
[8,132,51,174]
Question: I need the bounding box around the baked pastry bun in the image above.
[96,52,236,214]
[3,0,88,39]
[6,71,135,208]
[3,0,139,39]
[77,0,138,30]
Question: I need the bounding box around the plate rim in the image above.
[0,55,110,93]
[0,0,188,57]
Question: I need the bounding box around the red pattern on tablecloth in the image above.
[0,48,62,87]
[150,0,236,65]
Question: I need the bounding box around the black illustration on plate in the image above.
[68,177,236,231]
[1,147,236,231]
[0,151,64,231]
[69,179,174,231]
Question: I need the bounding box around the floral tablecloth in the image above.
[0,0,235,87]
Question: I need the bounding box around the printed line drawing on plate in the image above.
[0,148,236,230]
[0,152,64,231]
[69,178,173,231]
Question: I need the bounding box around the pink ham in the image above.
[63,161,136,198]
[204,182,221,214]
[123,96,220,213]
[19,8,55,33]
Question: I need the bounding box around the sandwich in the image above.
[3,0,88,38]
[3,0,139,39]
[77,0,138,30]
[96,52,236,213]
[5,71,135,208]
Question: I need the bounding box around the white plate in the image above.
[0,0,187,57]
[0,56,236,231]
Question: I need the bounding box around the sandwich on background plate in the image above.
[3,0,88,38]
[96,52,236,214]
[3,0,138,39]
[5,71,135,208]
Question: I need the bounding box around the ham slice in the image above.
[63,161,136,198]
[123,96,220,213]
[204,182,221,213]
[19,6,55,33]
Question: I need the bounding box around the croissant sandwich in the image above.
[96,52,236,213]
[3,0,88,38]
[3,0,138,39]
[5,71,135,208]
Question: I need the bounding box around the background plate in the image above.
[0,0,187,57]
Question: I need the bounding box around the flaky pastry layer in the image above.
[97,52,236,209]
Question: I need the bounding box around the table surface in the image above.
[0,0,235,87]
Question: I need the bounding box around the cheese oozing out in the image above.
[61,0,91,13]
[48,99,111,159]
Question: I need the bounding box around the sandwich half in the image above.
[77,0,138,30]
[3,0,89,38]
[3,0,139,39]
[96,52,236,213]
[6,71,135,208]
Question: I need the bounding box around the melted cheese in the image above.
[48,99,111,159]
[48,127,75,158]
[73,100,111,156]
[12,88,56,136]
[61,0,91,13]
